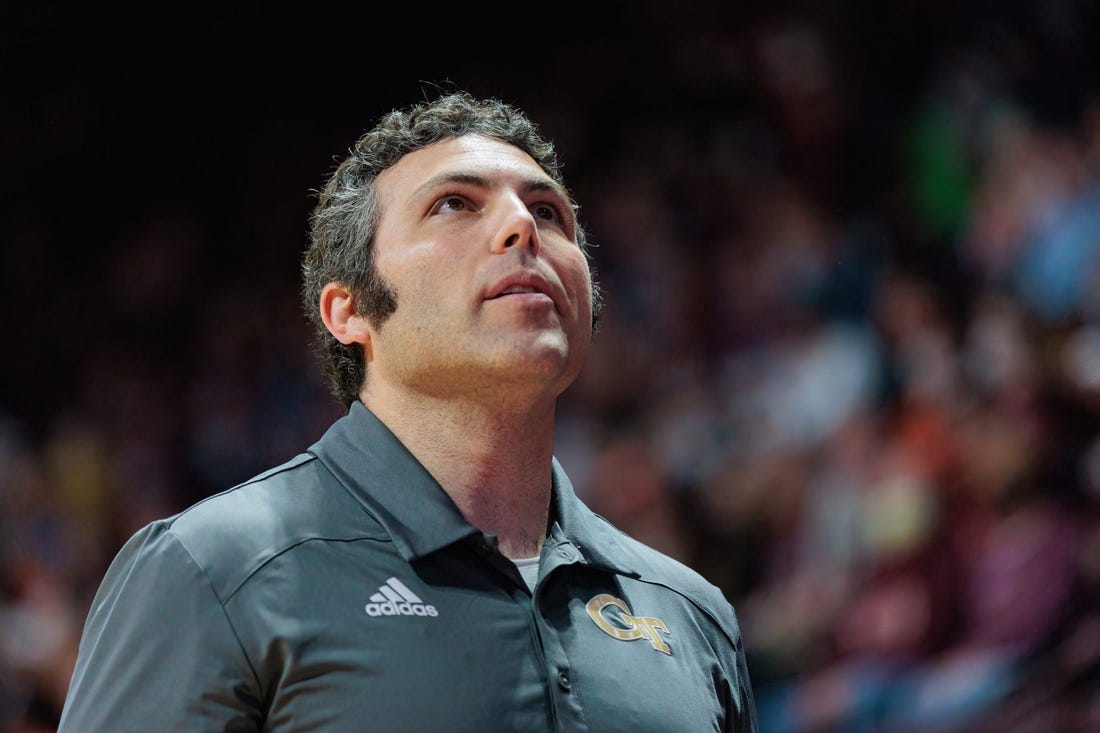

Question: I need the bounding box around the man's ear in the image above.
[319,283,373,349]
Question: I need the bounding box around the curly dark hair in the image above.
[301,90,603,406]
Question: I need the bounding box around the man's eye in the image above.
[533,203,561,222]
[439,196,468,213]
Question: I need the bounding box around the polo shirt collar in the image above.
[308,401,478,560]
[309,401,638,577]
[549,457,638,577]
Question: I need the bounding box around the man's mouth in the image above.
[486,272,557,307]
[494,285,541,297]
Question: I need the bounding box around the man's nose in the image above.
[490,197,541,255]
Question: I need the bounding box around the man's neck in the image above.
[361,388,557,559]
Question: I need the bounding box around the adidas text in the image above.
[365,601,438,617]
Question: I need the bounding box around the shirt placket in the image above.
[532,535,590,733]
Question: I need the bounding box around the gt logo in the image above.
[585,594,672,655]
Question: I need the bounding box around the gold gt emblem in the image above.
[585,594,672,655]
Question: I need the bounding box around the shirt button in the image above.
[558,670,571,691]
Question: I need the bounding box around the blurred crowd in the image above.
[4,4,1100,731]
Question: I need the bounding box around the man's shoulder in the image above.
[605,521,729,603]
[149,452,387,600]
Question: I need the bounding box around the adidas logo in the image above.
[365,577,439,618]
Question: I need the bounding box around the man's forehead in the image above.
[376,134,557,201]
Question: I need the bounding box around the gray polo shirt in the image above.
[59,402,757,732]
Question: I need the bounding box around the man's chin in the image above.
[484,339,581,383]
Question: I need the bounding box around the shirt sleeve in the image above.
[723,603,760,733]
[58,521,264,732]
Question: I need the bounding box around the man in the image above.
[59,91,758,732]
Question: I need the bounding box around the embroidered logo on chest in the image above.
[585,594,672,655]
[365,576,439,618]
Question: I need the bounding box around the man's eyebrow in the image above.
[409,171,573,206]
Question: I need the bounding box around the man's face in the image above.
[362,134,594,403]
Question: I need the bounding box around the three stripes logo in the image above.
[365,577,439,617]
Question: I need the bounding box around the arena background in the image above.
[4,2,1100,730]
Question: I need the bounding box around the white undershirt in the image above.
[512,555,540,592]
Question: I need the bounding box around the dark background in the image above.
[4,2,1100,731]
